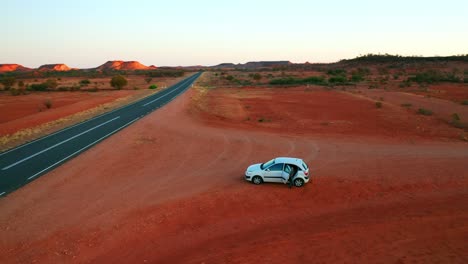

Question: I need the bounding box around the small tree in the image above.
[0,76,16,90]
[110,75,128,90]
[252,73,262,81]
[44,79,58,89]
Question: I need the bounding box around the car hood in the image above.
[247,163,262,172]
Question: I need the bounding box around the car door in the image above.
[263,163,284,183]
[281,164,292,183]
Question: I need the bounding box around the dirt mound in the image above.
[97,61,151,71]
[38,64,71,72]
[0,64,31,72]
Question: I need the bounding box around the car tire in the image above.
[294,178,304,187]
[252,176,263,185]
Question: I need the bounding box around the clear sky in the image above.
[3,0,468,68]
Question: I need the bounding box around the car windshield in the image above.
[261,159,275,170]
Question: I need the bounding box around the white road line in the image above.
[0,73,198,157]
[2,116,120,171]
[142,76,194,107]
[27,117,140,181]
[0,192,5,196]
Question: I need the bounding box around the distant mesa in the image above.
[212,61,292,69]
[0,64,32,73]
[38,64,72,72]
[96,60,154,71]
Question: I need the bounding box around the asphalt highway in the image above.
[0,72,201,197]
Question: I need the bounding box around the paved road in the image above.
[0,72,201,197]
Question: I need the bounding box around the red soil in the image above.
[0,91,135,135]
[0,82,467,263]
[195,87,463,141]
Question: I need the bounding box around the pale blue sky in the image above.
[3,0,468,68]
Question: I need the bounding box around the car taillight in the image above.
[304,170,308,176]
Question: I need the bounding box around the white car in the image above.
[244,157,310,187]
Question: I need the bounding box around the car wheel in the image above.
[252,176,263,185]
[294,178,304,187]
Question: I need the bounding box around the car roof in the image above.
[274,157,304,166]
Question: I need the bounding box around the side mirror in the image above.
[266,169,270,172]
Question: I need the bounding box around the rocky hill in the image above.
[38,64,72,71]
[96,61,153,71]
[212,61,292,69]
[0,64,32,73]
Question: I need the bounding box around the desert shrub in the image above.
[252,73,262,81]
[29,83,48,91]
[368,84,378,89]
[417,108,433,116]
[269,76,326,86]
[0,76,16,90]
[80,79,91,86]
[10,89,26,96]
[375,101,382,108]
[401,103,412,108]
[44,79,58,89]
[464,77,468,83]
[327,69,346,75]
[57,87,70,91]
[450,113,465,128]
[149,84,158,89]
[110,75,128,89]
[226,75,234,81]
[303,76,326,85]
[18,80,25,88]
[88,87,98,92]
[44,99,52,109]
[409,70,461,84]
[399,80,412,88]
[350,73,364,82]
[328,75,348,84]
[145,77,152,84]
[462,100,468,105]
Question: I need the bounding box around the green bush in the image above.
[110,75,128,89]
[269,76,326,85]
[10,89,26,96]
[252,73,262,81]
[0,76,16,90]
[328,75,348,84]
[44,79,58,89]
[417,108,433,116]
[327,69,346,75]
[80,79,91,86]
[29,83,48,91]
[149,84,158,89]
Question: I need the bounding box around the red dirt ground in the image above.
[0,90,136,135]
[0,78,467,263]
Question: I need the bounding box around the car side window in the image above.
[268,163,284,171]
[284,164,291,173]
